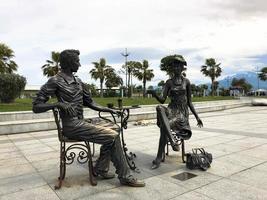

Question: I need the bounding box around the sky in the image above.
[1,0,267,88]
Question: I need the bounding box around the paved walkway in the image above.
[0,106,267,200]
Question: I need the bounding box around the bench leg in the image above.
[87,142,97,186]
[55,142,66,190]
[181,139,185,163]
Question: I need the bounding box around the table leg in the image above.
[120,109,140,173]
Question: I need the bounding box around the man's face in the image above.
[70,55,81,73]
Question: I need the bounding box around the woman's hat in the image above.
[160,55,187,74]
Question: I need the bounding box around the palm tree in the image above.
[201,58,222,96]
[89,58,114,97]
[258,67,267,81]
[122,61,140,97]
[42,51,60,77]
[105,70,123,89]
[133,60,154,97]
[0,43,18,74]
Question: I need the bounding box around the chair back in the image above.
[52,108,64,141]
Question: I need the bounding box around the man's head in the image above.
[60,49,81,73]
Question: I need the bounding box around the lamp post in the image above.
[121,48,130,97]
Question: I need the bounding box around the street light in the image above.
[121,48,130,97]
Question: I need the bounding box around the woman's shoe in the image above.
[151,160,160,170]
[171,143,180,151]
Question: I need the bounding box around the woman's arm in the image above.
[147,80,170,104]
[186,79,203,127]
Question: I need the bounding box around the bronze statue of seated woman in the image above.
[147,55,203,169]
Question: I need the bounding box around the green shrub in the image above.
[0,73,26,103]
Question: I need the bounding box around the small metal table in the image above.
[116,106,140,173]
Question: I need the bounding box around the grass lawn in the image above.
[0,96,236,112]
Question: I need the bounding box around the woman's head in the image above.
[160,55,187,76]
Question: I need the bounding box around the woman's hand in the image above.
[196,117,203,128]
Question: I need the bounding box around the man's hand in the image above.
[56,102,77,117]
[110,109,122,117]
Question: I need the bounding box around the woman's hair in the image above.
[59,49,80,69]
[160,54,187,76]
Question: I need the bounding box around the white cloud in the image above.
[1,0,267,87]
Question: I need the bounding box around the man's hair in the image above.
[59,49,80,69]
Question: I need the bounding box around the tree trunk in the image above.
[143,80,146,98]
[128,72,131,98]
[100,80,103,97]
[211,78,215,96]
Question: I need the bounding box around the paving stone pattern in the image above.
[0,106,267,200]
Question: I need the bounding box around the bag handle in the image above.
[192,148,206,155]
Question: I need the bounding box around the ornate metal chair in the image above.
[52,108,97,189]
[164,131,191,163]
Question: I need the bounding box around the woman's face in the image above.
[172,62,184,76]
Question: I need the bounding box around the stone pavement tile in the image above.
[8,133,33,140]
[0,146,18,153]
[76,188,126,200]
[251,162,267,172]
[16,143,50,151]
[45,141,60,149]
[0,157,29,168]
[195,178,267,200]
[0,136,9,141]
[0,163,36,179]
[39,164,92,185]
[0,151,22,160]
[156,168,222,191]
[31,158,59,172]
[50,174,117,200]
[172,191,214,200]
[141,160,185,177]
[189,137,233,147]
[227,137,267,148]
[217,134,247,140]
[230,168,267,191]
[0,142,16,149]
[39,137,58,143]
[0,185,60,200]
[79,176,190,200]
[0,173,46,196]
[215,153,264,168]
[207,159,246,177]
[206,143,248,154]
[20,146,55,156]
[29,130,57,137]
[117,176,189,200]
[13,139,42,147]
[25,151,58,162]
[238,144,267,161]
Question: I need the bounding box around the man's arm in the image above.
[32,78,58,113]
[82,83,117,113]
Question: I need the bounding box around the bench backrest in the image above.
[52,108,64,141]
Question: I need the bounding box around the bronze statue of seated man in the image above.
[32,49,145,187]
[147,55,203,169]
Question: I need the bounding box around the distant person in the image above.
[147,55,203,169]
[32,49,145,187]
